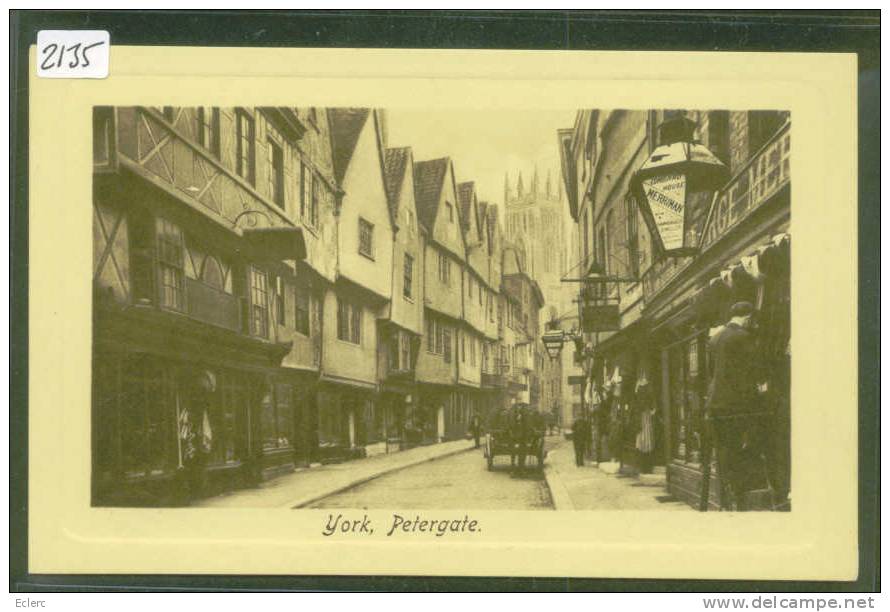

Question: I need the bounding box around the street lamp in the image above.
[542,326,566,361]
[629,114,729,258]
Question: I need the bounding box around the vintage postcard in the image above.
[26,46,858,579]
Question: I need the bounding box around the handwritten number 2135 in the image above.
[40,41,105,70]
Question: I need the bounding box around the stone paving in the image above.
[195,438,475,508]
[308,444,552,510]
[543,439,691,511]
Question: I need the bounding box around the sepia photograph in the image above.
[13,9,876,593]
[16,16,870,585]
[90,104,791,514]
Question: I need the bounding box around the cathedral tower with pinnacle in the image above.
[503,165,574,422]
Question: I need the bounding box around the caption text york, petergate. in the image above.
[322,513,481,537]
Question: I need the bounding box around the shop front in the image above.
[377,387,413,452]
[647,232,790,510]
[315,380,377,463]
[414,384,452,445]
[91,300,291,506]
[592,319,665,475]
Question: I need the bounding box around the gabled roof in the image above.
[412,157,450,232]
[502,240,525,276]
[384,146,411,219]
[328,108,371,184]
[478,201,490,244]
[457,181,476,232]
[485,203,500,253]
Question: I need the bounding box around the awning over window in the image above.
[241,226,307,262]
[690,232,790,325]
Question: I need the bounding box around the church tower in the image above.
[503,172,511,207]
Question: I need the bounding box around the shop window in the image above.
[236,110,255,185]
[156,217,185,311]
[197,107,220,159]
[358,218,374,259]
[211,374,244,465]
[668,333,707,463]
[317,392,347,446]
[261,383,294,451]
[267,137,284,208]
[249,266,269,338]
[119,354,174,478]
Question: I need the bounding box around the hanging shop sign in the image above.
[581,303,620,332]
[642,173,686,252]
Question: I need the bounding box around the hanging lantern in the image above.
[630,114,730,258]
[541,328,566,361]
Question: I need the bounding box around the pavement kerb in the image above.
[288,440,476,509]
[542,454,576,511]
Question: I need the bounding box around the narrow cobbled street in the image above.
[308,443,553,511]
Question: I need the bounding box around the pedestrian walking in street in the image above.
[469,413,482,449]
[572,413,590,467]
[703,301,769,511]
[633,375,656,474]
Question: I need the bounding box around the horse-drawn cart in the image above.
[483,427,545,471]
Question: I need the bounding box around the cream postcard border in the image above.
[27,47,858,579]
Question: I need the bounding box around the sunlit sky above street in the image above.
[386,109,578,213]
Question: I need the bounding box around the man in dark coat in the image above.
[704,301,766,511]
[469,414,482,449]
[509,407,529,470]
[572,414,590,467]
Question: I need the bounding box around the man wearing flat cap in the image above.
[705,301,766,511]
